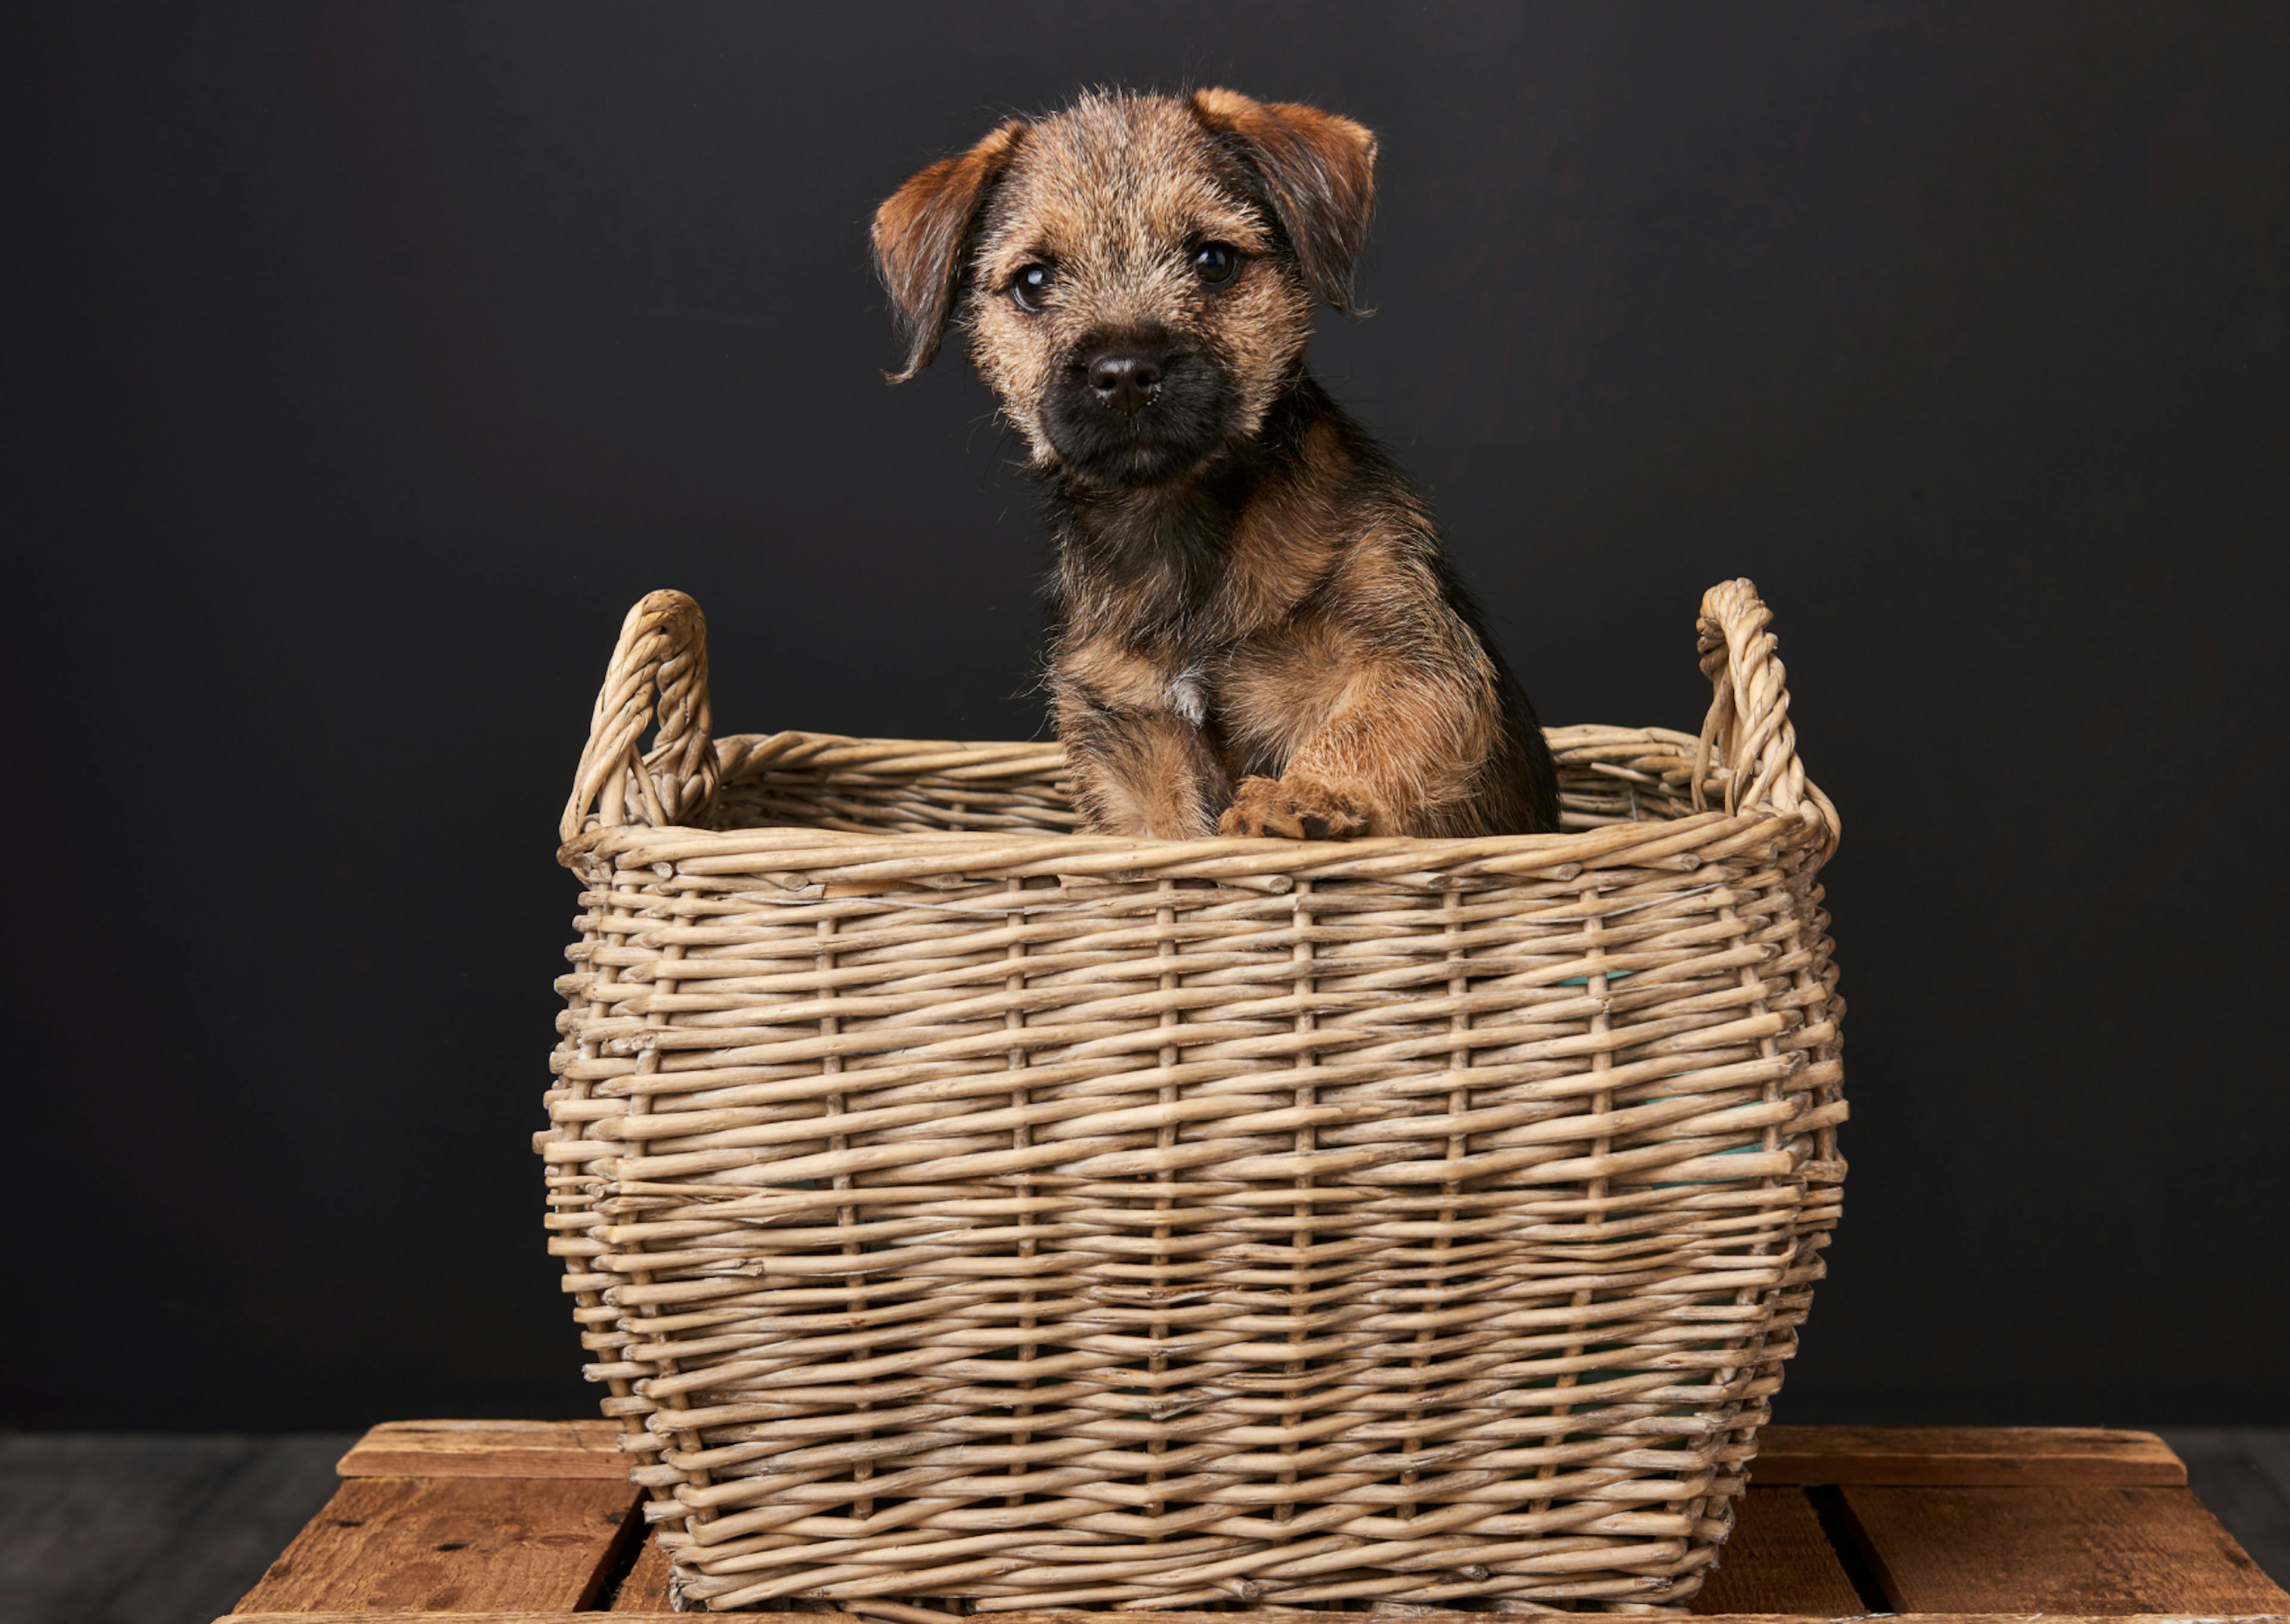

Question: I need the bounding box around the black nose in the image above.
[1087,349,1163,415]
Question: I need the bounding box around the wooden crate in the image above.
[225,1421,2289,1622]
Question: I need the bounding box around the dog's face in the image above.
[874,90,1376,487]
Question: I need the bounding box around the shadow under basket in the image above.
[543,578,1846,1614]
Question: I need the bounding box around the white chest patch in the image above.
[1168,673,1208,728]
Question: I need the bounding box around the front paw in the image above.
[1217,775,1374,840]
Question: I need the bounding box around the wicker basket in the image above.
[541,578,1845,1614]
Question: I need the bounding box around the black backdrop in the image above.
[11,4,2287,1430]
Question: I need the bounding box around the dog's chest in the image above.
[1166,669,1209,727]
[1163,631,1315,760]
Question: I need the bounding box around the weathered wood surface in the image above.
[332,1420,2190,1489]
[1689,1487,1866,1614]
[1750,1424,2185,1484]
[232,1476,642,1614]
[1843,1483,2290,1613]
[335,1420,635,1481]
[605,1531,674,1613]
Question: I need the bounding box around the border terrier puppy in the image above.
[873,88,1559,839]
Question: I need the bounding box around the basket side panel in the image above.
[543,813,1841,1611]
[710,733,1079,835]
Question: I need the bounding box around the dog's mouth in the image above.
[1040,348,1236,486]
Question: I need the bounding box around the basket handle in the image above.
[1693,578,1822,826]
[559,590,719,845]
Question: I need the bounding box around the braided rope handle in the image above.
[1693,579,1835,850]
[559,590,719,845]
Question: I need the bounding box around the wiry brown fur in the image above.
[874,88,1558,839]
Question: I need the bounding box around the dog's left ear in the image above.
[872,119,1028,383]
[1192,88,1378,316]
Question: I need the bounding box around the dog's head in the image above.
[873,89,1376,487]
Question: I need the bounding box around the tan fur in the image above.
[874,89,1558,841]
[961,96,1313,472]
[872,121,1027,380]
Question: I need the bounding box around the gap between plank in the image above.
[579,1498,654,1611]
[1804,1483,1892,1612]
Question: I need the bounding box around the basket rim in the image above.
[562,579,1840,869]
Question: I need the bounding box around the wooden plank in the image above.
[608,1530,676,1611]
[1843,1484,2290,1613]
[334,1419,2190,1484]
[1751,1424,2185,1486]
[1691,1486,1866,1614]
[231,1476,642,1613]
[335,1418,636,1480]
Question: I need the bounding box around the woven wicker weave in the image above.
[541,579,1845,1614]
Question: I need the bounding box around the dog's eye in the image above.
[1192,243,1239,286]
[1010,264,1053,312]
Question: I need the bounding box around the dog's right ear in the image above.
[871,119,1027,383]
[1191,89,1377,317]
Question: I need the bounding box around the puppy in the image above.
[872,88,1559,839]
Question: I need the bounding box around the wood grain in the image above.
[606,1529,675,1612]
[1751,1425,2185,1485]
[230,1476,642,1613]
[1844,1484,2290,1612]
[333,1421,2189,1488]
[334,1419,635,1480]
[1691,1487,1866,1614]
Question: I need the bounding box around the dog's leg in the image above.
[1052,641,1233,839]
[1220,661,1487,839]
[1062,703,1230,839]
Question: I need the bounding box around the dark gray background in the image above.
[10,3,2286,1430]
